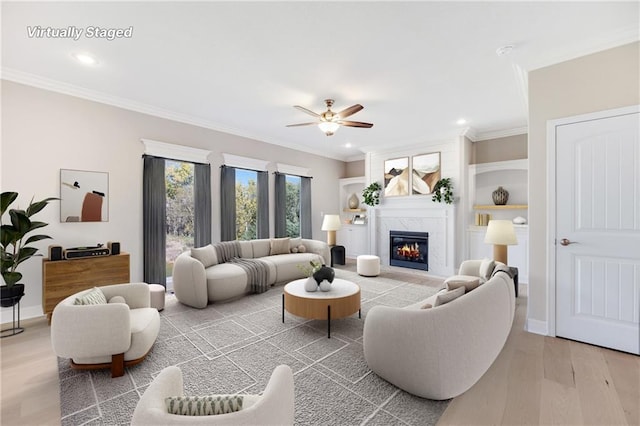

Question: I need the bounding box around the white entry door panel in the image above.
[555,110,640,355]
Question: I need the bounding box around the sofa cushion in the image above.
[445,275,481,292]
[251,239,271,258]
[74,287,107,305]
[108,295,127,304]
[165,395,244,416]
[238,241,254,258]
[434,286,465,307]
[204,263,249,302]
[191,245,218,268]
[270,238,291,255]
[479,258,496,280]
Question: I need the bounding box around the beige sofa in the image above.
[172,238,330,308]
[363,260,515,400]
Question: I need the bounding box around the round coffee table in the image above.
[282,278,361,338]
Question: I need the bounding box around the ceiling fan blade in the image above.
[294,105,320,118]
[338,120,373,128]
[337,104,363,119]
[286,122,318,127]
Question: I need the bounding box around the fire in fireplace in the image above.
[389,230,429,271]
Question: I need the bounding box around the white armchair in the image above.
[51,282,160,377]
[131,364,295,425]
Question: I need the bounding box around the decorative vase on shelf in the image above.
[319,280,332,292]
[348,193,359,209]
[492,186,509,205]
[304,276,318,292]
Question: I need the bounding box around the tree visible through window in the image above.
[285,175,301,237]
[235,169,258,240]
[165,161,194,279]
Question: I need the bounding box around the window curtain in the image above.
[220,165,236,241]
[274,172,286,238]
[143,155,166,287]
[194,163,211,247]
[300,176,312,239]
[257,171,269,239]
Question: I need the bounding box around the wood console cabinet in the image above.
[42,253,130,322]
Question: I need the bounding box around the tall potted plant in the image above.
[1,192,58,307]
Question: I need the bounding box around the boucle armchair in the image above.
[131,364,295,425]
[51,282,160,377]
[363,261,515,400]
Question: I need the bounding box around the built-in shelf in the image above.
[473,204,528,210]
[343,208,366,213]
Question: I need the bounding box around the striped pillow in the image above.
[73,287,107,305]
[165,395,244,416]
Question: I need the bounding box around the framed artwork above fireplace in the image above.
[411,152,441,195]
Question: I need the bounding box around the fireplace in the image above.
[389,230,429,271]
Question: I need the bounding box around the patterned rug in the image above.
[57,265,449,425]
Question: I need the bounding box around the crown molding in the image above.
[473,126,528,142]
[1,68,348,162]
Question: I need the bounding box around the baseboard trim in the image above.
[526,318,548,335]
[1,305,44,325]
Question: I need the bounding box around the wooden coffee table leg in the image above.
[327,305,331,339]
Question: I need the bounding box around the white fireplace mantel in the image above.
[370,204,456,277]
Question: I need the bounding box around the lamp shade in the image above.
[321,214,342,231]
[484,220,518,245]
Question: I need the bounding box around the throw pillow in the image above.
[191,245,218,268]
[108,295,126,304]
[479,258,496,280]
[445,275,481,292]
[421,303,433,309]
[165,395,244,416]
[289,237,302,252]
[291,246,299,253]
[297,244,307,253]
[74,287,107,305]
[433,286,465,307]
[270,237,291,255]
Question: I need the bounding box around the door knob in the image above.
[560,238,575,246]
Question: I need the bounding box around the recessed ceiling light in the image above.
[72,52,98,66]
[496,45,514,57]
[456,118,467,125]
[345,142,352,148]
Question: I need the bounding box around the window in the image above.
[285,175,301,237]
[235,168,258,240]
[165,160,195,280]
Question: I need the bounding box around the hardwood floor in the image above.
[1,284,638,425]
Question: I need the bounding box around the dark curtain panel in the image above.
[300,176,312,239]
[143,156,166,287]
[257,171,269,239]
[220,166,236,241]
[274,173,286,237]
[194,163,212,247]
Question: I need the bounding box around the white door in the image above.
[555,109,640,354]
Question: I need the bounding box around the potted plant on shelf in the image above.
[1,192,58,307]
[432,178,454,204]
[362,182,382,206]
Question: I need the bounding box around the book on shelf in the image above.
[474,213,492,226]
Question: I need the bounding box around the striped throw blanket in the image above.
[213,241,271,294]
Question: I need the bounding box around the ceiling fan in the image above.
[286,99,373,136]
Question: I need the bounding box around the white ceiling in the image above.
[2,1,638,161]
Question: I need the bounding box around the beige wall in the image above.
[345,159,365,177]
[0,80,345,320]
[528,42,640,325]
[471,134,527,164]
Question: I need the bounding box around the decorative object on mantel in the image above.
[1,191,59,337]
[492,186,509,205]
[431,178,454,204]
[362,182,382,206]
[348,193,360,209]
[512,216,527,225]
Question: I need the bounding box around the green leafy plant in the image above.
[432,178,454,204]
[1,192,59,287]
[362,182,382,206]
[296,260,321,277]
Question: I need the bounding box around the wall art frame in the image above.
[383,157,409,197]
[60,169,109,222]
[411,152,441,195]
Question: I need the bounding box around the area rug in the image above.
[58,266,449,425]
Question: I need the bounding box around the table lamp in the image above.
[321,214,342,246]
[484,220,518,264]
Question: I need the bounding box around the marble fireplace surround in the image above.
[369,204,456,277]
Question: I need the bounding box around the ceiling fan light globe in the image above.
[318,121,340,135]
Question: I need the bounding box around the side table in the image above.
[330,245,345,267]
